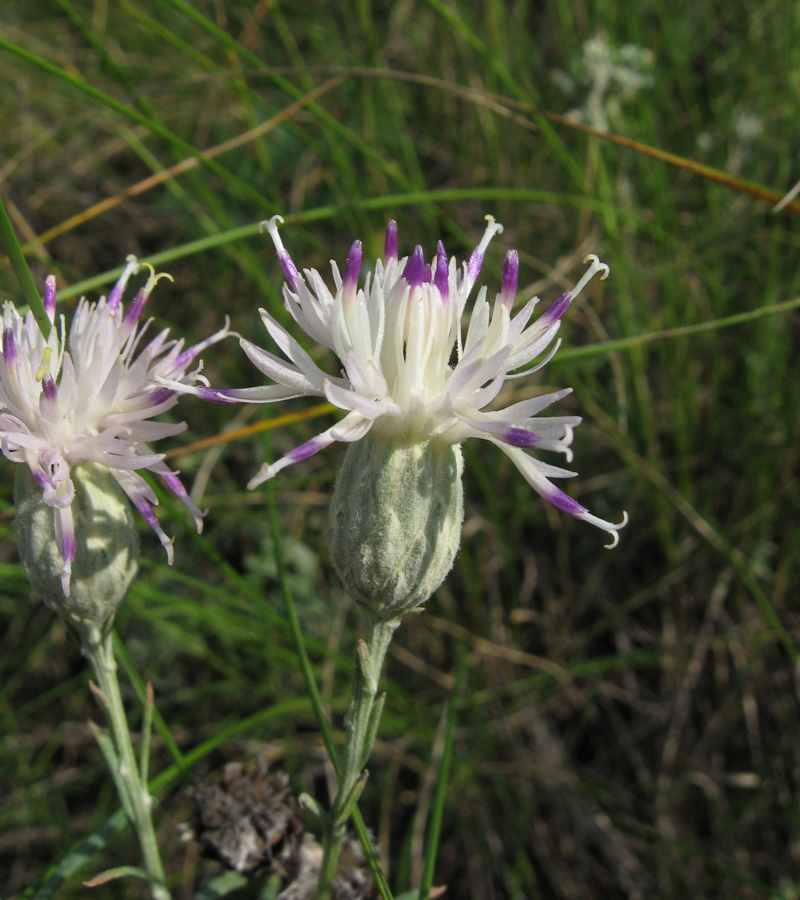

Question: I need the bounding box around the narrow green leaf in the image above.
[554,295,800,364]
[83,864,151,887]
[418,661,463,900]
[87,721,135,825]
[0,193,49,338]
[112,632,186,774]
[192,872,249,899]
[0,35,273,210]
[421,0,587,192]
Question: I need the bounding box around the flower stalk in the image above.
[81,624,171,900]
[316,614,399,900]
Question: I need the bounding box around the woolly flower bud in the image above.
[327,433,464,620]
[14,463,140,633]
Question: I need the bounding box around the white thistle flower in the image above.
[180,216,627,548]
[0,257,229,595]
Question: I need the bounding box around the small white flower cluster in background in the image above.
[553,34,654,133]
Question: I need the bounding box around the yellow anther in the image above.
[35,347,52,382]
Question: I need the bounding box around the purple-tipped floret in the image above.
[541,291,572,326]
[123,286,149,330]
[466,243,485,287]
[544,484,587,518]
[402,246,425,289]
[278,250,299,292]
[41,374,58,403]
[148,386,175,407]
[500,426,540,449]
[287,435,326,463]
[3,328,17,368]
[196,386,244,404]
[434,241,449,301]
[384,220,398,263]
[44,276,57,323]
[107,266,132,314]
[343,240,362,294]
[500,250,519,308]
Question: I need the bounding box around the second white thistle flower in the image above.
[0,259,229,597]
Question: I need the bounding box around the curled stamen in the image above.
[571,254,610,300]
[601,511,629,549]
[260,215,299,290]
[582,254,610,280]
[142,263,175,294]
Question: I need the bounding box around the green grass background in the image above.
[1,1,800,898]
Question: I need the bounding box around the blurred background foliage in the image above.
[1,1,800,898]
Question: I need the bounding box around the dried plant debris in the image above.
[189,761,302,874]
[186,760,378,899]
[276,833,378,900]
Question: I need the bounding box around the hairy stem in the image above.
[82,626,171,900]
[316,615,399,900]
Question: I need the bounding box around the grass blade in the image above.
[417,662,463,900]
[0,192,49,337]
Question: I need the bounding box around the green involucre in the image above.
[327,434,464,619]
[14,463,140,633]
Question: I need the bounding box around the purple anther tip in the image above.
[466,245,484,286]
[402,245,425,289]
[124,286,149,328]
[161,472,184,495]
[502,426,539,449]
[196,386,242,405]
[542,483,587,518]
[279,251,299,292]
[61,531,77,564]
[44,276,57,323]
[433,241,449,301]
[287,437,322,462]
[343,240,362,293]
[501,250,519,307]
[384,220,398,263]
[149,386,174,406]
[542,291,572,325]
[3,328,17,367]
[41,374,58,403]
[107,271,128,314]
